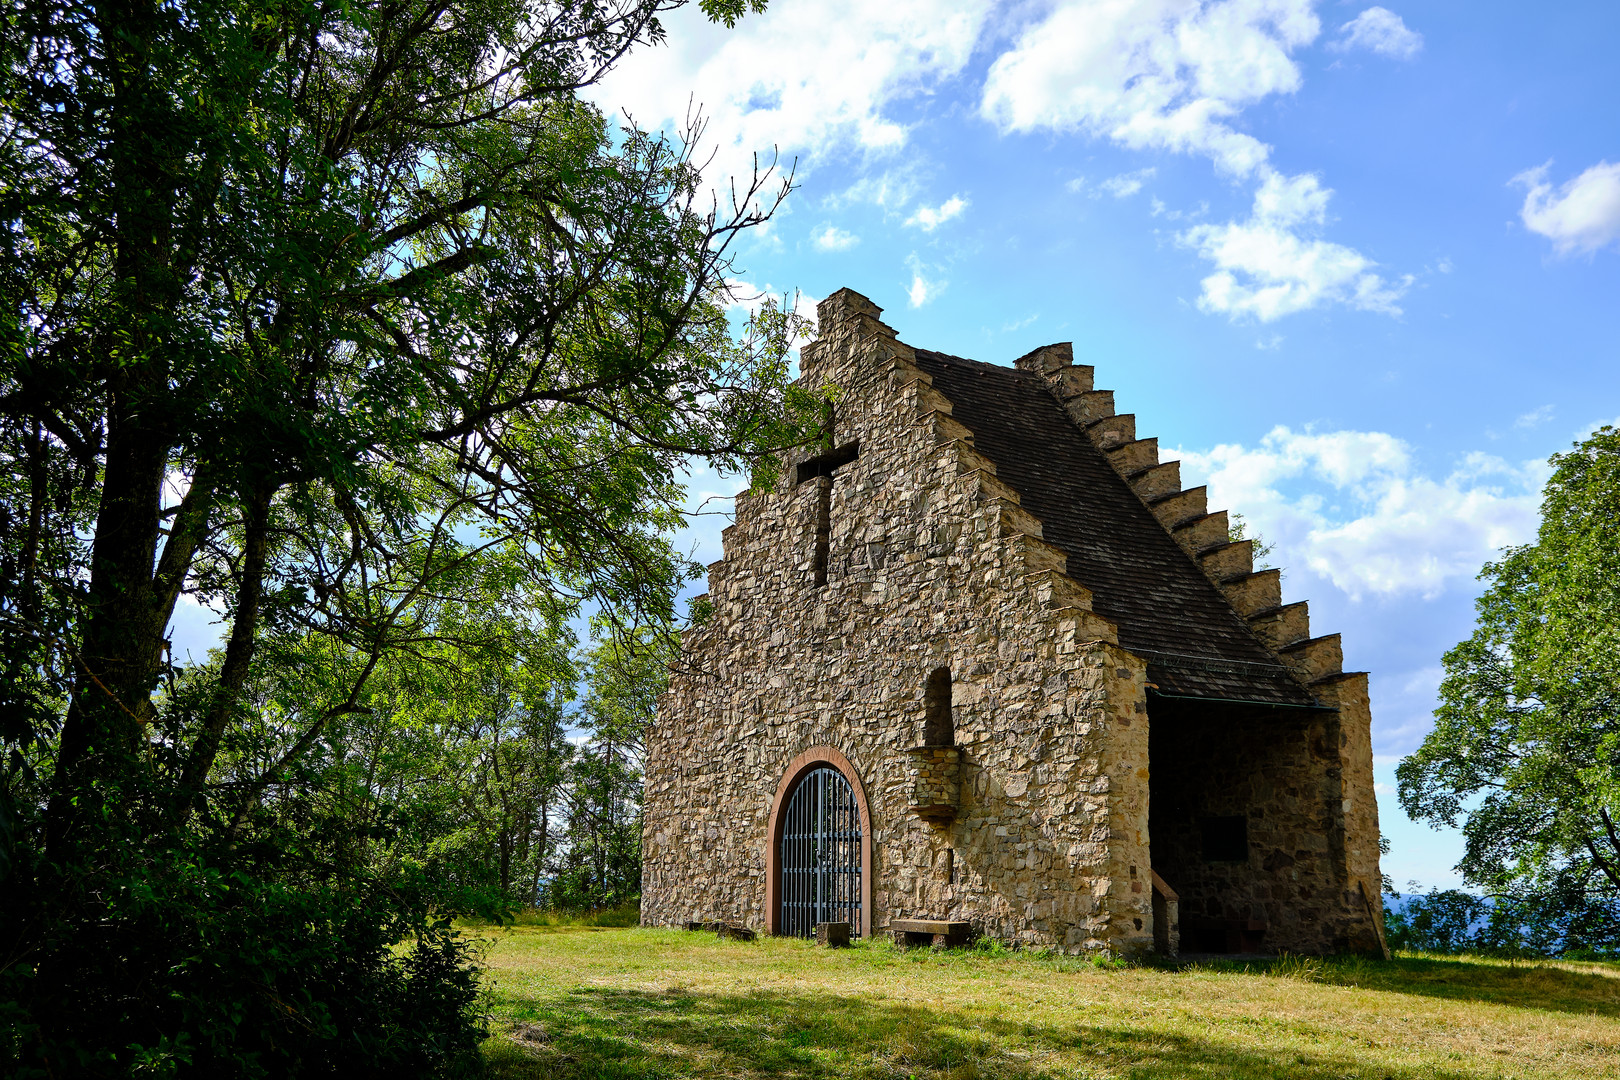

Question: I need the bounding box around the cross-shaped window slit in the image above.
[795,441,859,587]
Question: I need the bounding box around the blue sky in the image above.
[586,0,1620,890]
[162,0,1620,889]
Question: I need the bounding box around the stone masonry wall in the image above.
[1315,673,1387,954]
[641,289,1156,956]
[1148,704,1357,953]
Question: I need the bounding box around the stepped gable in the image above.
[912,347,1318,709]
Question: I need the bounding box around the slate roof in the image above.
[912,348,1320,709]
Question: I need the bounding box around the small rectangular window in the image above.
[1200,815,1248,862]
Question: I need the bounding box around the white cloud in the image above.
[1372,665,1445,757]
[1332,7,1423,59]
[1099,168,1156,198]
[592,1,992,193]
[723,280,821,350]
[1151,197,1210,221]
[980,0,1320,178]
[1513,404,1554,430]
[905,195,970,231]
[1174,426,1545,600]
[811,224,860,252]
[1065,176,1087,194]
[828,169,923,211]
[1513,160,1620,256]
[980,1,1405,320]
[905,254,945,307]
[1179,171,1412,320]
[597,2,1410,324]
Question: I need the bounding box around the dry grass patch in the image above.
[475,926,1620,1079]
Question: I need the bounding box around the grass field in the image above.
[473,926,1620,1079]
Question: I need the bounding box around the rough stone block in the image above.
[816,921,852,947]
[892,919,972,948]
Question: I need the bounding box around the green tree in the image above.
[0,0,815,1070]
[545,627,671,909]
[1227,511,1276,569]
[231,593,580,908]
[1398,426,1620,954]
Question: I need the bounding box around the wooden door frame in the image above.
[765,745,873,939]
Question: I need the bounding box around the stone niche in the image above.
[902,745,960,823]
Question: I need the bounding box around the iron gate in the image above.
[778,765,862,938]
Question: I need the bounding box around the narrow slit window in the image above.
[1200,815,1248,863]
[922,666,953,746]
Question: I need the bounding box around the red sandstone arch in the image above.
[765,745,874,939]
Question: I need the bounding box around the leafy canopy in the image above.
[1399,426,1620,953]
[0,0,814,1072]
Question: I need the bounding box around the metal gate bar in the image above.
[779,766,861,938]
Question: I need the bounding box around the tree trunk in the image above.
[47,0,185,855]
[174,485,274,817]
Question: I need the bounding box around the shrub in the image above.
[1,803,488,1079]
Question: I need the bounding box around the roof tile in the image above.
[913,348,1317,708]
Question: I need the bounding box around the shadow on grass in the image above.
[459,903,642,930]
[1185,953,1620,1019]
[484,983,1477,1080]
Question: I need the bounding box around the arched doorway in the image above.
[779,766,862,937]
[766,746,872,938]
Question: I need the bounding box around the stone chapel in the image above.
[641,288,1386,957]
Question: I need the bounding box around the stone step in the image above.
[1172,510,1229,557]
[1220,569,1282,617]
[1064,389,1115,425]
[1107,437,1159,475]
[931,414,976,445]
[951,441,1000,477]
[1309,668,1368,691]
[1246,601,1311,650]
[1087,413,1136,450]
[914,383,955,416]
[850,310,898,341]
[1049,365,1095,399]
[984,495,1041,539]
[1198,540,1253,582]
[1278,633,1344,682]
[967,469,1024,512]
[1149,486,1207,529]
[1013,341,1075,376]
[1026,568,1095,611]
[1128,460,1181,501]
[1013,534,1068,575]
